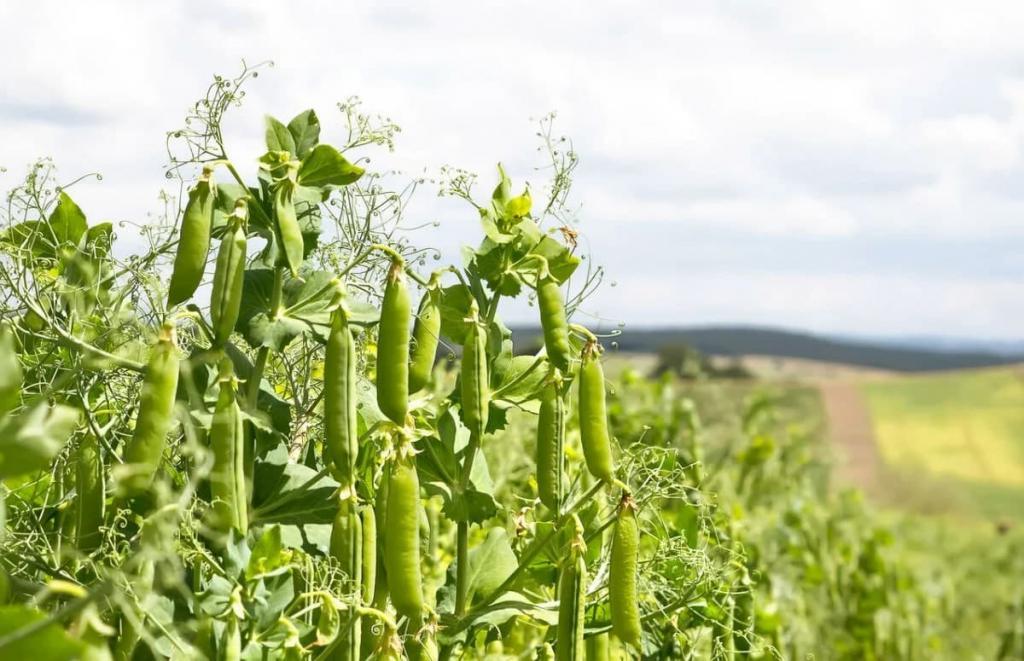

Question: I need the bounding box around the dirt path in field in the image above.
[818,381,880,493]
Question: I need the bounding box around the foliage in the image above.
[0,63,1020,661]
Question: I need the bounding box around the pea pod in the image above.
[556,518,586,661]
[585,633,610,661]
[330,496,362,660]
[578,342,614,483]
[361,504,377,605]
[377,260,410,425]
[209,359,248,534]
[536,377,565,512]
[210,204,247,346]
[362,482,389,659]
[537,275,571,372]
[460,304,489,438]
[273,180,304,277]
[408,287,441,393]
[167,171,215,306]
[610,495,642,650]
[122,323,180,492]
[325,306,358,487]
[383,451,423,621]
[75,434,106,554]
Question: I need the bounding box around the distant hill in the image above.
[510,325,1024,373]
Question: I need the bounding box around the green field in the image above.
[863,367,1024,520]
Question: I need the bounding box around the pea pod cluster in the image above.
[377,259,410,425]
[122,323,180,492]
[167,170,215,307]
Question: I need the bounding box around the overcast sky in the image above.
[4,1,1024,339]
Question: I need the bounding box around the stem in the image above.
[454,429,482,617]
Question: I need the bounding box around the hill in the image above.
[511,325,1024,372]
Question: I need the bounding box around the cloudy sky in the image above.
[4,1,1024,340]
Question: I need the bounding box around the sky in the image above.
[3,1,1024,340]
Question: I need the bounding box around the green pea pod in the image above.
[536,378,565,513]
[610,496,642,650]
[273,181,304,278]
[377,260,410,425]
[361,504,377,605]
[75,434,106,554]
[0,322,23,416]
[330,496,363,660]
[209,360,248,534]
[460,307,489,438]
[167,172,215,306]
[122,323,180,492]
[578,343,614,482]
[408,288,441,393]
[537,276,571,372]
[556,519,586,661]
[384,452,423,621]
[585,633,610,661]
[210,209,247,346]
[362,483,389,659]
[325,307,358,487]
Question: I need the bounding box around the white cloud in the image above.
[3,0,1024,338]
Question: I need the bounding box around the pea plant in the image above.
[0,66,702,660]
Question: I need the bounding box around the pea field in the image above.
[0,67,1021,661]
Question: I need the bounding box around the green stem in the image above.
[454,429,482,617]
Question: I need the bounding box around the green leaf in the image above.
[505,189,532,218]
[438,285,473,345]
[0,404,78,479]
[246,525,293,580]
[237,270,378,351]
[465,527,518,607]
[288,110,321,159]
[297,145,364,188]
[0,605,89,658]
[492,355,549,409]
[48,192,88,248]
[265,116,297,155]
[0,325,23,416]
[253,445,340,526]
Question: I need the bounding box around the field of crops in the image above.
[862,368,1024,520]
[0,68,1021,661]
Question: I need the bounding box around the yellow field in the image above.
[862,367,1024,517]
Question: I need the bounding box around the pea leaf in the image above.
[0,605,89,658]
[0,404,79,479]
[297,145,364,188]
[438,284,474,344]
[246,525,293,580]
[47,192,88,248]
[288,109,321,159]
[265,115,297,155]
[252,444,340,526]
[238,270,378,351]
[465,527,518,607]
